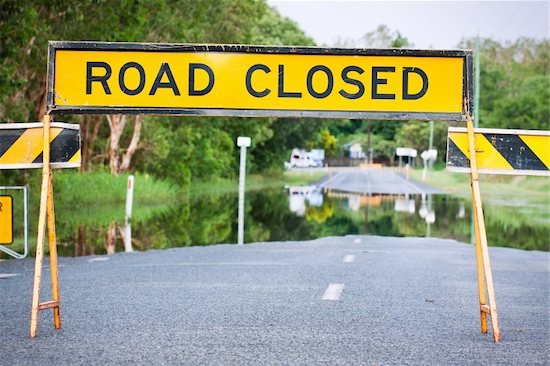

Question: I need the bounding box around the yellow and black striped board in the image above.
[446,127,550,176]
[0,122,80,169]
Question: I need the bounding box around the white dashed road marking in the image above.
[322,283,345,300]
[343,255,356,263]
[88,257,111,262]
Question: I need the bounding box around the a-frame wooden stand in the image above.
[466,118,501,342]
[30,114,61,338]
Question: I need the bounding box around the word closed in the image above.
[48,42,472,121]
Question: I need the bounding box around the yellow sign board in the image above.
[0,195,13,245]
[48,42,472,121]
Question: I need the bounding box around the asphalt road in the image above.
[317,170,442,195]
[0,236,548,365]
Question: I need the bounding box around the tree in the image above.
[107,115,142,175]
[318,129,338,157]
[360,25,412,48]
[459,37,550,129]
[334,24,413,49]
[395,121,447,163]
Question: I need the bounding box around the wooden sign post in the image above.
[465,119,501,342]
[29,115,61,337]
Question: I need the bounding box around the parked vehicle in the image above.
[284,148,324,169]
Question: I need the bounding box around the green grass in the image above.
[25,171,180,229]
[411,168,550,234]
[410,168,550,200]
[187,171,325,196]
[51,171,178,205]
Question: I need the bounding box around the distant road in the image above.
[316,169,442,195]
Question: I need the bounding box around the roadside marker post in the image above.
[236,137,251,245]
[124,175,134,252]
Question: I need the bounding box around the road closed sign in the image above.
[47,42,472,121]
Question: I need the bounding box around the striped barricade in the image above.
[446,127,549,176]
[0,122,80,169]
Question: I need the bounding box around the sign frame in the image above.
[47,41,473,121]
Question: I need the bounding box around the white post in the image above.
[422,160,428,181]
[237,137,251,245]
[125,175,134,252]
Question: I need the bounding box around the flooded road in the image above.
[1,172,548,258]
[317,170,441,195]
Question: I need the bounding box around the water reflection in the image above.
[288,186,323,216]
[7,183,547,259]
[288,188,440,238]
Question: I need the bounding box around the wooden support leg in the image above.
[30,114,62,337]
[466,119,501,343]
[472,201,488,333]
[47,171,61,329]
[30,115,51,338]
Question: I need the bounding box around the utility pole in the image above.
[428,120,434,169]
[367,120,372,164]
[474,36,480,129]
[471,35,481,245]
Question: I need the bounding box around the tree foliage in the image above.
[460,37,550,130]
[0,0,325,182]
[1,9,548,185]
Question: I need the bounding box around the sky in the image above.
[267,0,549,49]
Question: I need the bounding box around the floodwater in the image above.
[1,184,548,259]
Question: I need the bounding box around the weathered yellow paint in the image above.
[68,149,81,164]
[0,195,13,244]
[520,135,550,168]
[53,50,464,114]
[449,131,513,171]
[0,128,62,165]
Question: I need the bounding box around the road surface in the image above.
[317,169,442,195]
[0,236,548,365]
